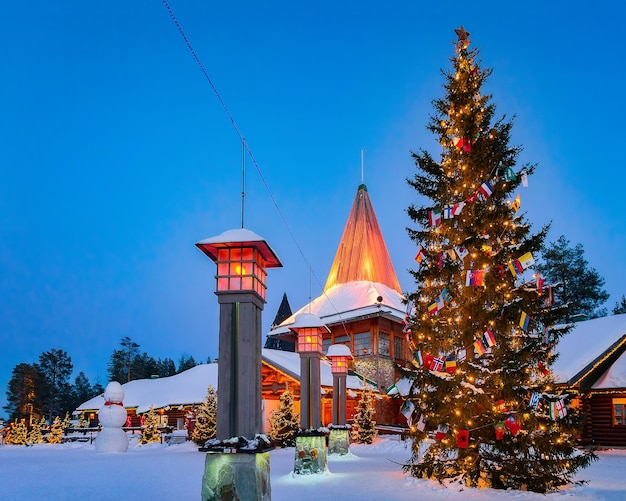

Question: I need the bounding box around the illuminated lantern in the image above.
[196,228,281,300]
[291,313,328,354]
[326,344,352,376]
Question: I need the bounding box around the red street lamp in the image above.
[196,228,282,440]
[326,344,352,376]
[290,313,329,429]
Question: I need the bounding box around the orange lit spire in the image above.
[324,184,401,293]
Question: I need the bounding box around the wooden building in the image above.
[552,314,626,447]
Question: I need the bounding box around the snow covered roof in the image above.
[76,349,373,414]
[551,314,626,386]
[593,348,626,389]
[274,281,406,333]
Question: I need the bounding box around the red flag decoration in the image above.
[538,362,550,376]
[544,286,554,307]
[466,193,479,204]
[465,270,485,287]
[453,136,472,152]
[457,429,470,448]
[494,421,505,440]
[535,273,544,295]
[435,425,448,441]
[504,416,521,436]
[430,357,445,372]
[438,252,444,270]
[478,181,493,199]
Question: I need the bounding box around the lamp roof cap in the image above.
[289,313,330,333]
[195,228,282,267]
[326,344,353,358]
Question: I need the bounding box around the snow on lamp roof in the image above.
[195,228,282,267]
[289,312,330,332]
[326,344,353,358]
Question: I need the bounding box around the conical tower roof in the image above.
[324,184,402,293]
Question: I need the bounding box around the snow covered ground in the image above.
[0,435,624,500]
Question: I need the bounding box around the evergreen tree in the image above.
[48,416,63,444]
[68,372,98,411]
[77,413,87,428]
[4,363,45,422]
[131,352,160,380]
[177,354,197,373]
[108,337,140,383]
[402,27,595,492]
[28,416,46,444]
[351,385,377,444]
[191,385,217,446]
[613,295,626,315]
[267,383,299,447]
[157,357,177,377]
[536,236,609,322]
[38,349,73,423]
[139,406,161,444]
[8,420,28,445]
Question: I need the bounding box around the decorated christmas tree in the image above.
[8,420,28,445]
[191,385,217,446]
[77,413,87,429]
[139,405,161,444]
[48,416,63,444]
[267,383,299,448]
[28,416,46,444]
[401,26,596,492]
[351,385,377,444]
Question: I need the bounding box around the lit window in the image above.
[613,398,626,425]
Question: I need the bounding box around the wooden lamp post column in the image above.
[290,313,329,430]
[327,344,352,426]
[196,228,282,440]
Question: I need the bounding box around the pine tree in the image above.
[402,26,596,492]
[8,420,28,445]
[612,295,626,315]
[267,383,299,447]
[192,385,218,446]
[28,416,46,444]
[48,416,63,444]
[351,385,377,444]
[139,405,161,444]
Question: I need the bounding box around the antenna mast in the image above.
[361,147,364,184]
[241,138,245,228]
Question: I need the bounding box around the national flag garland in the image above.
[474,338,487,355]
[483,329,496,347]
[455,245,469,260]
[429,357,445,372]
[478,181,493,199]
[445,355,457,373]
[549,399,567,419]
[528,392,541,409]
[414,245,427,264]
[401,400,415,426]
[511,193,521,212]
[517,251,535,270]
[465,269,485,287]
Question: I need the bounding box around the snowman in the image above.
[95,381,129,453]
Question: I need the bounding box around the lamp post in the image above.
[196,228,281,440]
[196,228,281,500]
[290,313,329,430]
[326,344,352,426]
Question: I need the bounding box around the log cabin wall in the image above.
[582,392,626,447]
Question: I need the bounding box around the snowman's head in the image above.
[103,381,125,403]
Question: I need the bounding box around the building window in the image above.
[378,332,390,356]
[322,338,332,354]
[613,398,626,425]
[394,336,404,360]
[354,332,370,355]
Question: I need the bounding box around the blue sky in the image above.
[1,1,625,418]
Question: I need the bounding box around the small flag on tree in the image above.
[519,311,530,331]
[445,355,457,373]
[479,181,493,199]
[465,270,485,287]
[504,415,521,436]
[457,429,469,448]
[414,245,427,264]
[494,421,505,440]
[428,208,442,227]
[435,425,448,440]
[504,167,516,181]
[522,173,528,187]
[455,245,469,260]
[511,194,521,212]
[528,392,541,409]
[401,400,415,426]
[430,357,445,372]
[474,338,487,355]
[416,414,426,431]
[483,329,496,347]
[518,252,535,269]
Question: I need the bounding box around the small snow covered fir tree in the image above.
[77,413,87,428]
[402,26,596,492]
[62,412,72,433]
[351,385,377,444]
[48,416,63,444]
[139,405,161,444]
[8,420,28,445]
[191,385,217,446]
[267,383,299,447]
[28,416,46,444]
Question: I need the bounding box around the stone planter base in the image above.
[294,435,327,475]
[328,428,350,455]
[201,451,271,500]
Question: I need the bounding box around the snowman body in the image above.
[95,382,129,453]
